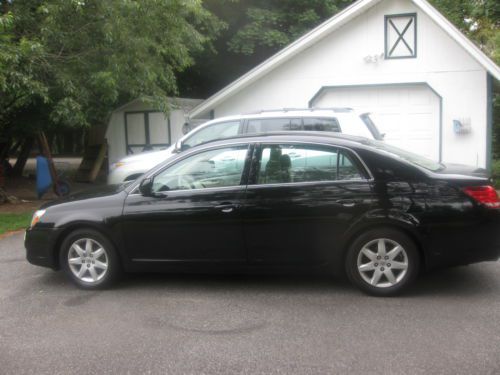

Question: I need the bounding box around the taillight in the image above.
[463,186,500,208]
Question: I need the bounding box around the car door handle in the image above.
[215,203,238,213]
[336,199,356,207]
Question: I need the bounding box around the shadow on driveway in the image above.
[33,262,499,299]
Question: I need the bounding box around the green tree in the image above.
[227,0,352,56]
[0,9,48,146]
[0,0,223,154]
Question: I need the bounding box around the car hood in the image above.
[40,184,126,210]
[119,147,174,164]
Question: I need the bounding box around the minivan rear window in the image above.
[303,118,340,132]
[247,117,341,134]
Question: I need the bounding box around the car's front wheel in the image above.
[345,228,419,296]
[60,229,121,289]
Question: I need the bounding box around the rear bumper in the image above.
[426,213,500,269]
[25,227,61,269]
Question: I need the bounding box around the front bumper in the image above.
[25,227,61,269]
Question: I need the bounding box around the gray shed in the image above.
[105,97,203,166]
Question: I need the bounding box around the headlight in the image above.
[30,209,46,228]
[111,162,126,170]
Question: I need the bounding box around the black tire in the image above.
[60,228,121,290]
[345,228,420,296]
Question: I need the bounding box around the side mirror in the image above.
[173,140,183,153]
[139,177,153,196]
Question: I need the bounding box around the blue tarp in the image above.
[36,156,52,199]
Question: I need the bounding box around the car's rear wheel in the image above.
[345,228,419,296]
[60,229,121,289]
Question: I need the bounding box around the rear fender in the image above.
[331,209,427,274]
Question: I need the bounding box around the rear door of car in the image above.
[242,142,374,265]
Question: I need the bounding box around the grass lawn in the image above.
[0,212,32,235]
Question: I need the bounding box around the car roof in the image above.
[196,108,359,125]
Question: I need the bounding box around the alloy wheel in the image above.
[67,238,109,283]
[356,238,409,288]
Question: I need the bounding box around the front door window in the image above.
[152,146,248,192]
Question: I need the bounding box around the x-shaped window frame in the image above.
[385,13,417,59]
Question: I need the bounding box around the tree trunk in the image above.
[0,187,7,204]
[12,137,34,177]
[63,131,74,154]
[0,139,12,160]
[2,1,9,15]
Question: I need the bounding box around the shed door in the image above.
[313,84,441,160]
[125,111,171,155]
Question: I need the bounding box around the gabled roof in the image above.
[190,0,500,118]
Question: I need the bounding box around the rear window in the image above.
[367,140,442,172]
[247,117,341,134]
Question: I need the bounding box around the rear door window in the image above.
[255,144,364,185]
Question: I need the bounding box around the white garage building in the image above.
[189,0,500,169]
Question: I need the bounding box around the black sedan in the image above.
[25,133,500,296]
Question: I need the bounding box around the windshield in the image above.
[367,140,443,172]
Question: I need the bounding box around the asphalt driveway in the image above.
[1,232,499,374]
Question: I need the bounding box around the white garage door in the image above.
[313,84,441,160]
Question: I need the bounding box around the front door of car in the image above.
[243,143,373,265]
[121,145,251,262]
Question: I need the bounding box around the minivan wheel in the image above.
[345,228,419,296]
[60,229,121,289]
